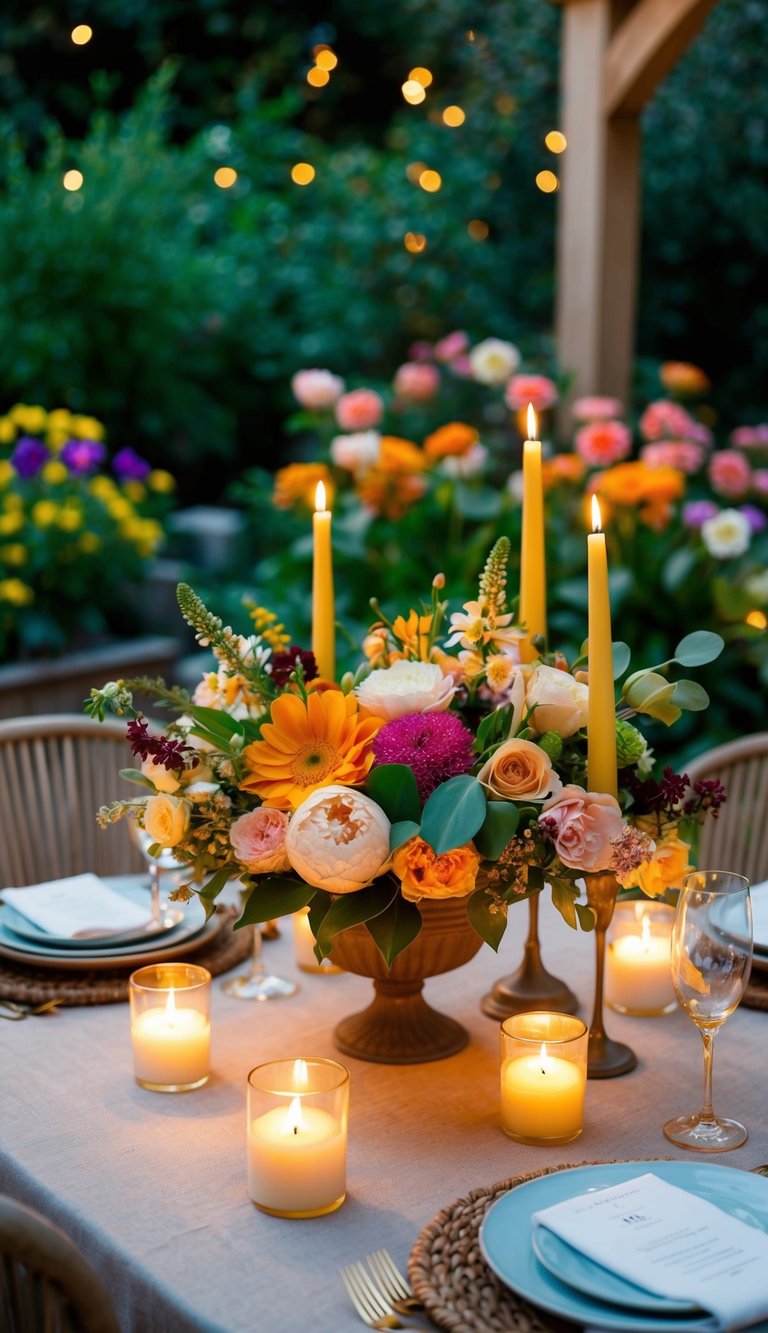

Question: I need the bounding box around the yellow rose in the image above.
[634,832,692,899]
[392,836,480,901]
[142,794,190,847]
[476,737,562,803]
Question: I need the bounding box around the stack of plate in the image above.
[0,876,220,972]
[479,1161,768,1332]
[750,881,768,976]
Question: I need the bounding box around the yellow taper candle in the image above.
[587,495,618,797]
[519,403,547,662]
[312,481,335,681]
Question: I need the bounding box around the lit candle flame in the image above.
[283,1095,305,1137]
[539,1041,548,1075]
[526,403,537,441]
[293,1059,309,1087]
[315,480,327,513]
[591,494,603,533]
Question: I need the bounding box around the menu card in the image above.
[533,1173,768,1332]
[2,874,151,938]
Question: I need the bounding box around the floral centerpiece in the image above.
[88,537,724,974]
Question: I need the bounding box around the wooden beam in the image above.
[603,0,718,117]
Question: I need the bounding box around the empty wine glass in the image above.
[128,821,187,932]
[664,870,752,1152]
[220,888,298,1001]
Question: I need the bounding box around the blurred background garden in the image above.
[0,0,766,763]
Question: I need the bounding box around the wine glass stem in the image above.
[149,864,162,926]
[699,1026,717,1122]
[249,926,265,980]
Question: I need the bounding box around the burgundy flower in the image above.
[270,646,318,688]
[126,717,195,772]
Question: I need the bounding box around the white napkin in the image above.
[1,874,151,938]
[532,1173,768,1332]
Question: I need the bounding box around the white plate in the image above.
[0,876,187,948]
[479,1161,768,1333]
[0,905,221,971]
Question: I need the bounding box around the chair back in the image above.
[0,714,144,888]
[0,1193,121,1333]
[685,733,768,885]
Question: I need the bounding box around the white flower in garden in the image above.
[506,470,524,504]
[439,442,489,478]
[469,338,521,385]
[354,660,456,720]
[744,569,768,604]
[525,664,589,739]
[291,368,345,409]
[140,755,181,793]
[142,793,190,847]
[330,430,381,473]
[285,786,391,893]
[701,508,751,560]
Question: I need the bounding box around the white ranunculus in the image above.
[140,756,181,794]
[354,660,456,720]
[330,430,381,472]
[525,663,589,738]
[468,337,521,386]
[701,508,751,560]
[286,786,391,893]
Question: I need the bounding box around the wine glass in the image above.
[128,821,187,932]
[664,869,752,1151]
[220,886,298,1001]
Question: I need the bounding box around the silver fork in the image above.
[340,1261,422,1330]
[365,1250,424,1316]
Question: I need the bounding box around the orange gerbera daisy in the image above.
[240,690,382,810]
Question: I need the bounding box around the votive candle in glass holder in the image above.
[605,898,676,1016]
[291,907,343,974]
[247,1057,349,1218]
[500,1012,588,1146]
[129,963,211,1092]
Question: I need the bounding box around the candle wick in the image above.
[293,1125,298,1135]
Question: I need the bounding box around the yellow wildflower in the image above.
[57,507,82,532]
[42,460,68,485]
[0,511,24,536]
[32,500,58,528]
[78,532,101,554]
[107,498,133,522]
[3,493,23,511]
[147,469,176,494]
[46,429,70,452]
[0,544,27,566]
[9,404,47,434]
[46,409,72,432]
[0,578,34,606]
[123,481,146,504]
[0,418,16,444]
[89,476,117,500]
[70,415,105,440]
[248,604,291,652]
[0,460,14,488]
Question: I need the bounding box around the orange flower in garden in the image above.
[273,462,333,510]
[378,436,427,473]
[355,435,428,518]
[594,461,685,530]
[423,422,479,460]
[240,690,381,810]
[392,836,481,901]
[541,454,586,490]
[660,362,710,397]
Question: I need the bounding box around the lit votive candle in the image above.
[291,907,343,974]
[247,1058,349,1218]
[500,1013,588,1146]
[605,899,676,1016]
[129,963,211,1093]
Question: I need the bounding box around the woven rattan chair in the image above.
[0,1194,120,1333]
[0,714,144,889]
[685,732,768,885]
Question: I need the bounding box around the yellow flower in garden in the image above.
[392,836,481,901]
[9,404,47,434]
[57,507,82,532]
[89,476,118,500]
[423,422,478,460]
[70,415,105,440]
[0,511,23,535]
[240,690,382,810]
[273,462,332,510]
[3,493,23,511]
[46,430,70,452]
[107,497,133,522]
[0,544,27,566]
[633,831,693,899]
[0,578,34,606]
[78,532,101,554]
[0,418,16,444]
[147,469,176,494]
[126,517,163,555]
[46,409,72,432]
[123,481,146,504]
[32,500,58,528]
[42,460,68,485]
[0,460,14,487]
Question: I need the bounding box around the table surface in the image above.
[2,896,767,1333]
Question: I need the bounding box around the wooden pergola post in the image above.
[554,0,718,409]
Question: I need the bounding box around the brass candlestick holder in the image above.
[584,871,637,1078]
[481,893,578,1021]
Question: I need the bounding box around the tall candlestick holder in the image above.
[481,893,578,1021]
[584,872,637,1078]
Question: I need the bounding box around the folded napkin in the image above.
[532,1173,768,1333]
[1,874,151,938]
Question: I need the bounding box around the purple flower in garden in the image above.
[739,505,767,534]
[11,436,48,478]
[682,499,719,528]
[61,438,106,475]
[372,711,475,803]
[113,447,151,482]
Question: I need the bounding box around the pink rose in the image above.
[291,368,345,410]
[229,808,291,874]
[708,449,752,498]
[504,374,558,412]
[575,419,632,468]
[638,400,696,442]
[572,396,623,422]
[754,469,768,496]
[640,440,704,475]
[539,784,624,872]
[393,361,440,402]
[433,330,469,363]
[335,388,384,431]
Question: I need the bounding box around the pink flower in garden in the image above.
[408,340,434,362]
[731,424,768,449]
[571,396,624,422]
[335,388,384,431]
[574,419,632,468]
[393,361,441,403]
[504,374,558,413]
[291,368,345,410]
[754,469,768,496]
[449,354,473,378]
[640,440,704,475]
[686,421,713,448]
[539,785,624,872]
[230,808,291,874]
[433,330,469,363]
[638,400,696,442]
[708,449,752,498]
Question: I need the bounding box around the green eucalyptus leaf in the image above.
[420,775,487,854]
[612,641,631,680]
[365,894,422,968]
[473,800,520,860]
[466,886,506,951]
[390,819,420,852]
[190,705,244,738]
[670,679,710,711]
[673,631,724,667]
[118,767,159,791]
[315,880,397,958]
[235,876,314,927]
[365,764,421,823]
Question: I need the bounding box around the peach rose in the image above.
[230,808,291,874]
[392,836,480,901]
[525,664,589,739]
[291,368,344,409]
[477,738,562,803]
[140,755,181,794]
[539,785,624,872]
[632,831,692,899]
[392,362,440,403]
[142,793,190,848]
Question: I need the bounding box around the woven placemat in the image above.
[743,964,768,1011]
[0,909,253,1007]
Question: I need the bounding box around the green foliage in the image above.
[365,764,421,823]
[420,775,486,855]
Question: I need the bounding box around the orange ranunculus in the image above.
[240,690,381,810]
[424,422,479,460]
[272,462,333,510]
[541,454,586,491]
[392,836,481,901]
[594,461,685,529]
[659,361,710,397]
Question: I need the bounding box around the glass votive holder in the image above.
[129,963,211,1093]
[605,898,676,1016]
[291,907,343,974]
[500,1012,588,1146]
[247,1057,349,1218]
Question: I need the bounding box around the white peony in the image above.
[330,430,381,472]
[354,660,456,720]
[286,786,391,893]
[701,508,751,560]
[468,337,521,386]
[525,663,589,738]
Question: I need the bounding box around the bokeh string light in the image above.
[545,130,567,153]
[62,170,84,191]
[71,25,92,45]
[535,169,559,193]
[291,162,316,186]
[214,167,238,189]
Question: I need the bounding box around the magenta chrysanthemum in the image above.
[372,712,476,803]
